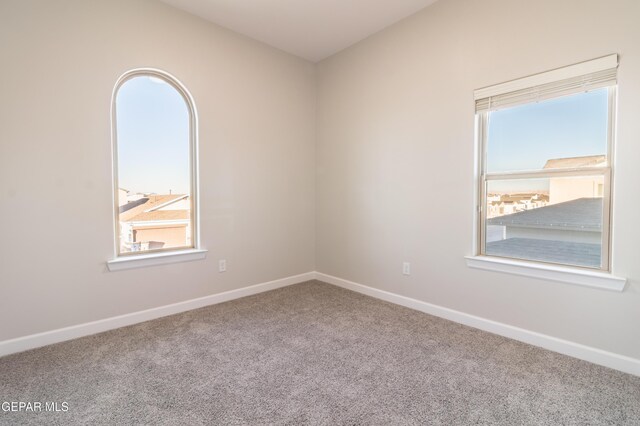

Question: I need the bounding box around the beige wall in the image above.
[316,0,640,359]
[2,0,640,364]
[0,0,316,341]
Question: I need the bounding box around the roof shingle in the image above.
[488,198,602,232]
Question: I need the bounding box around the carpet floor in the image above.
[1,280,639,425]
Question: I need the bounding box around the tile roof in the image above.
[500,195,534,202]
[488,198,602,232]
[119,194,187,222]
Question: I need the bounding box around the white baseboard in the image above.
[0,272,315,358]
[315,272,640,377]
[4,270,639,377]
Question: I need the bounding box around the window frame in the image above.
[475,70,617,273]
[110,68,201,262]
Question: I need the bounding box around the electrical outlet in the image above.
[219,259,227,273]
[402,262,411,276]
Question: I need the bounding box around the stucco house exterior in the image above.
[486,197,602,267]
[545,155,605,204]
[485,155,606,267]
[118,193,191,252]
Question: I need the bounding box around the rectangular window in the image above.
[475,55,617,271]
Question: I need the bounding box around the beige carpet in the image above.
[1,280,639,425]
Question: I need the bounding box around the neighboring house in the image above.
[544,155,606,204]
[487,198,602,267]
[119,194,191,252]
[118,188,148,207]
[486,194,501,204]
[484,155,606,266]
[486,193,548,218]
[488,198,601,244]
[118,188,129,207]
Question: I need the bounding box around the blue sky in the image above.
[116,76,190,195]
[115,76,607,196]
[487,88,608,192]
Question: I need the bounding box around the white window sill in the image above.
[464,256,626,292]
[107,249,207,272]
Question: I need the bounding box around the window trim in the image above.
[474,54,618,104]
[464,255,626,292]
[473,58,619,275]
[109,68,202,267]
[107,248,207,272]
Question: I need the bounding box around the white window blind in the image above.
[475,54,618,112]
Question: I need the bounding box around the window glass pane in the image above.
[486,89,608,173]
[116,76,192,253]
[485,176,604,268]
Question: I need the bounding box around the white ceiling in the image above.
[159,0,440,62]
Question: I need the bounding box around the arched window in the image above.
[110,69,199,262]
